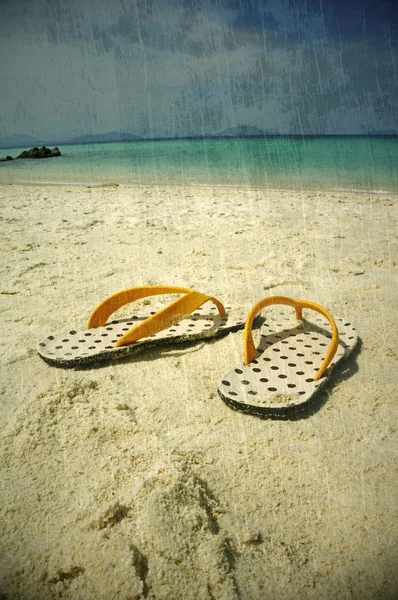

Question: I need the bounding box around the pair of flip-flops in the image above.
[38,285,358,418]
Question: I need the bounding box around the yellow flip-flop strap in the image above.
[87,285,227,347]
[243,296,339,381]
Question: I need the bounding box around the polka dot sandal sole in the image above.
[218,302,358,419]
[38,302,245,368]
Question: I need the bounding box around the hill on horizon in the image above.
[67,131,142,144]
[1,127,397,149]
[213,126,270,137]
[0,133,49,149]
[0,131,143,149]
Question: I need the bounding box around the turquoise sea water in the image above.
[0,136,397,192]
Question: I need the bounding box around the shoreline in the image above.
[0,179,396,197]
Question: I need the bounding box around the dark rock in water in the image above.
[17,146,62,159]
[2,146,61,161]
[17,147,39,159]
[39,146,52,158]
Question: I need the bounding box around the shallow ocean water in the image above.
[0,136,397,192]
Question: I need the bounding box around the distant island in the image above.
[67,131,142,144]
[212,126,269,137]
[0,131,144,149]
[0,127,396,149]
[0,134,48,149]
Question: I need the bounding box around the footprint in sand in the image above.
[136,464,239,600]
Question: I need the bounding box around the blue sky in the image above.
[0,0,397,139]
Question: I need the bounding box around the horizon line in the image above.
[1,132,397,150]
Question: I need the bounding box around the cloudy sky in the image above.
[1,0,397,139]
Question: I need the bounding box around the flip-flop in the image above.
[218,296,358,418]
[38,285,245,368]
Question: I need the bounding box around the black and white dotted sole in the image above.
[38,303,245,368]
[218,311,358,419]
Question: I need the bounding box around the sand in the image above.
[0,183,397,600]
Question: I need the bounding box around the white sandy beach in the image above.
[1,182,397,599]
